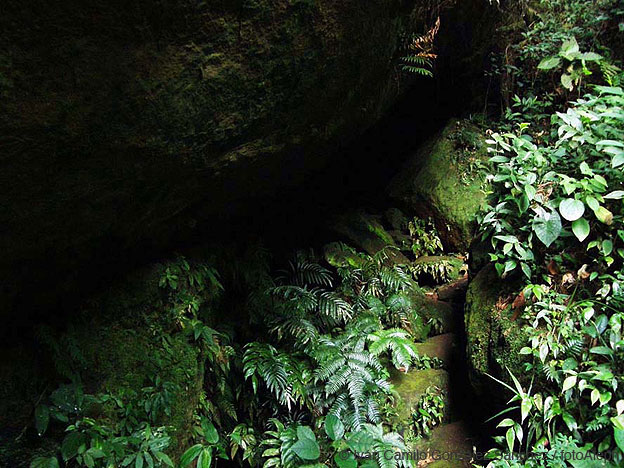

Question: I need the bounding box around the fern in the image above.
[368,329,419,371]
[277,253,333,287]
[243,343,310,410]
[400,17,440,78]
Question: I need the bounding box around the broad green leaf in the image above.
[600,392,612,406]
[180,445,203,467]
[532,209,562,247]
[505,427,515,454]
[202,419,219,444]
[559,37,580,60]
[580,162,593,176]
[562,412,577,431]
[585,196,599,211]
[503,260,517,275]
[590,346,613,356]
[135,454,144,468]
[494,235,519,243]
[562,376,577,392]
[592,389,601,405]
[579,52,603,62]
[324,414,345,441]
[614,428,624,453]
[538,56,561,70]
[603,240,613,255]
[594,206,614,225]
[497,418,514,428]
[61,432,86,461]
[155,453,174,467]
[196,448,212,468]
[521,398,532,423]
[559,198,585,221]
[597,140,624,148]
[291,437,320,461]
[561,73,574,91]
[35,405,50,436]
[612,153,624,168]
[334,452,357,468]
[604,190,624,199]
[297,426,316,441]
[572,218,590,241]
[612,414,624,430]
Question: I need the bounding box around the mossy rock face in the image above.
[388,119,488,251]
[323,242,366,269]
[415,334,455,367]
[464,266,529,402]
[329,211,410,264]
[410,290,456,333]
[0,0,427,317]
[2,260,212,463]
[391,368,451,422]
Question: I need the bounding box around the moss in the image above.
[415,334,455,367]
[385,208,409,231]
[41,260,211,461]
[388,119,489,251]
[464,266,529,401]
[410,289,456,333]
[330,211,409,263]
[323,242,366,269]
[391,369,450,422]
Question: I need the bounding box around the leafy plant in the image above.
[409,386,446,438]
[400,17,440,77]
[537,36,616,92]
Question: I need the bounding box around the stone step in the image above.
[413,421,475,467]
[410,292,457,334]
[415,333,456,367]
[391,368,451,423]
[436,276,469,303]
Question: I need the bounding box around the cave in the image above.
[3,0,622,467]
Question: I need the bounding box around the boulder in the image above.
[329,211,410,264]
[413,421,475,467]
[0,259,214,463]
[415,333,456,367]
[391,368,451,423]
[464,266,529,401]
[388,119,488,251]
[410,290,457,334]
[0,0,426,317]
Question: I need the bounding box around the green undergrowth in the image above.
[24,218,462,468]
[473,0,624,465]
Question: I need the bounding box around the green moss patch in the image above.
[415,334,455,367]
[464,266,529,400]
[388,120,489,250]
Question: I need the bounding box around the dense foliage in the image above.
[28,235,456,468]
[477,0,624,465]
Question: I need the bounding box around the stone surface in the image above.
[413,421,475,467]
[411,291,457,334]
[415,333,456,367]
[388,119,488,251]
[329,210,410,263]
[0,0,427,317]
[392,368,451,422]
[464,265,529,401]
